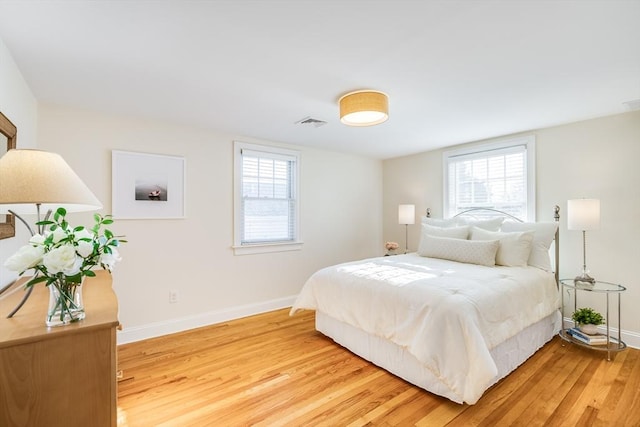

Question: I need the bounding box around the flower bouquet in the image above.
[4,207,125,326]
[384,241,399,256]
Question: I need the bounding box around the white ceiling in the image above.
[0,1,638,159]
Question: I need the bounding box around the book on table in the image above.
[567,327,608,345]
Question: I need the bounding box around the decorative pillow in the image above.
[470,227,534,267]
[455,217,504,231]
[421,223,469,239]
[417,234,499,267]
[500,221,558,271]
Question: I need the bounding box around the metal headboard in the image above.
[426,206,561,286]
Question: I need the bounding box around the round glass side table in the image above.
[559,279,626,361]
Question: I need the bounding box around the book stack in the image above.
[567,327,608,346]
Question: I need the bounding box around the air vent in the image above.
[295,116,328,128]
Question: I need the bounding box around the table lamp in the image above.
[398,204,415,254]
[567,198,600,284]
[0,149,103,316]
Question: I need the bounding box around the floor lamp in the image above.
[398,204,415,254]
[567,198,600,284]
[0,149,103,317]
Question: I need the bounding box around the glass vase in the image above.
[46,277,85,327]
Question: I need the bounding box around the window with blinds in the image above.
[233,142,301,254]
[443,136,535,221]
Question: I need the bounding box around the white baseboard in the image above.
[562,317,640,350]
[117,295,297,345]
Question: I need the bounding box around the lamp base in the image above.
[574,272,595,285]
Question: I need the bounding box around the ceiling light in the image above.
[339,90,389,126]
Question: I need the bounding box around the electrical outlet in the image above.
[169,290,179,304]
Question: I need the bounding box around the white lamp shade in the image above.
[567,199,600,231]
[0,149,103,214]
[398,204,415,225]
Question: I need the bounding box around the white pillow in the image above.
[421,223,469,239]
[422,217,459,227]
[456,217,504,231]
[417,234,499,267]
[500,221,558,271]
[422,216,503,231]
[470,227,534,267]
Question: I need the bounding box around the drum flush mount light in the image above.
[339,90,389,126]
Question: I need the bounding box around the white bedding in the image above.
[290,253,560,404]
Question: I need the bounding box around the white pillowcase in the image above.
[422,217,459,227]
[456,217,504,231]
[500,221,558,271]
[421,223,469,239]
[422,216,503,231]
[470,227,534,267]
[417,234,499,267]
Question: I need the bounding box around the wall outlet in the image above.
[169,290,179,304]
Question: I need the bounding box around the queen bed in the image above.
[290,207,561,405]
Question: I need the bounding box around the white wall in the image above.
[383,111,640,348]
[0,37,38,286]
[37,104,383,343]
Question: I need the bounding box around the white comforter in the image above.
[290,253,560,404]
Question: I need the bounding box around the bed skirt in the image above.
[315,309,561,404]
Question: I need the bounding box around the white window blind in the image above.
[233,142,301,254]
[444,137,535,220]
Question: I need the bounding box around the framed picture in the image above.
[112,150,185,219]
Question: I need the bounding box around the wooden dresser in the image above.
[0,270,119,427]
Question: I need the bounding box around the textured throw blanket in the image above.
[290,253,560,404]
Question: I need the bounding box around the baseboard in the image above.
[117,295,297,345]
[562,317,640,350]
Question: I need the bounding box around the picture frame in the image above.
[112,150,186,219]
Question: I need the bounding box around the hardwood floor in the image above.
[117,309,640,426]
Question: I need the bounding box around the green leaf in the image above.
[57,207,67,216]
[94,213,101,223]
[50,224,58,231]
[74,226,85,232]
[25,276,49,287]
[84,270,96,277]
[104,229,113,239]
[36,220,55,226]
[102,219,114,225]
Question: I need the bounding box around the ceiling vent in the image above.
[295,116,327,128]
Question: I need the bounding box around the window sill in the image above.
[233,241,304,256]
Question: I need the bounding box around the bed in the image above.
[290,207,561,405]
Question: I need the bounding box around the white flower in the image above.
[76,240,94,258]
[42,244,82,276]
[3,244,44,272]
[29,234,46,246]
[100,248,121,271]
[50,227,68,244]
[75,228,93,241]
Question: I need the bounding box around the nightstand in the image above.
[559,279,626,361]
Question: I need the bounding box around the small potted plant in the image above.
[571,307,605,335]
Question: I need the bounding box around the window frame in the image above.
[442,135,536,221]
[233,141,302,255]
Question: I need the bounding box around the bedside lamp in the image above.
[567,199,600,284]
[398,204,415,254]
[0,149,102,316]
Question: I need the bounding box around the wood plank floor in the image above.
[117,309,640,426]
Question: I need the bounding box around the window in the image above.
[443,136,535,221]
[233,142,301,255]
